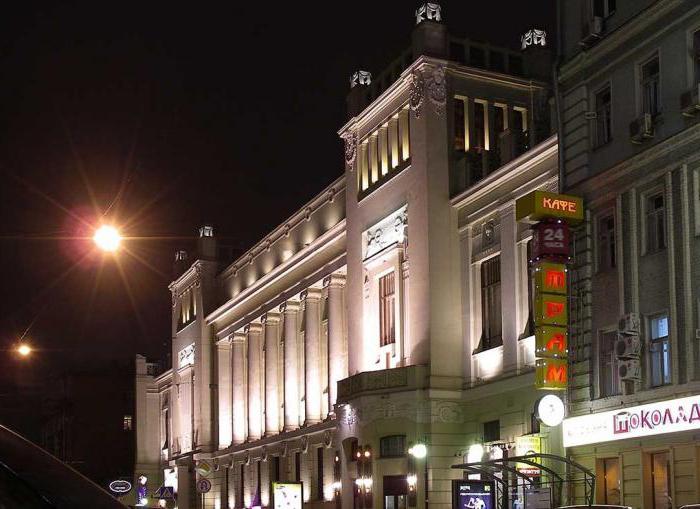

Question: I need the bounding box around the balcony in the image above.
[337,365,428,403]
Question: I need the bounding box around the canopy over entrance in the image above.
[451,453,595,508]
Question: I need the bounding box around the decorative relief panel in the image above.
[364,205,408,260]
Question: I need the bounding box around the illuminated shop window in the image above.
[598,330,620,397]
[649,452,671,509]
[379,272,396,347]
[649,315,670,387]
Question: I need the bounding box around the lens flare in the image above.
[93,225,121,252]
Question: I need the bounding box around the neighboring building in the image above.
[559,1,700,507]
[41,364,136,501]
[135,4,562,509]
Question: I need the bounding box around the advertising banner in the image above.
[563,394,700,447]
[452,480,495,509]
[515,435,541,476]
[272,482,303,509]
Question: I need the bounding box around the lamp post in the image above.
[408,443,428,509]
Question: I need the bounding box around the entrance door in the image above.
[383,476,408,509]
[651,452,671,509]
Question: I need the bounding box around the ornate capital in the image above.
[244,322,263,334]
[232,331,247,344]
[323,273,347,288]
[262,311,281,324]
[279,300,301,313]
[301,287,323,301]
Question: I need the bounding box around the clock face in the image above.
[537,394,565,427]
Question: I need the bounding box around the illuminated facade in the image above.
[135,4,563,509]
[559,1,700,507]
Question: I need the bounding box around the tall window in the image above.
[317,447,324,500]
[593,0,616,17]
[694,30,700,84]
[454,98,466,151]
[295,452,301,483]
[598,214,616,271]
[595,86,612,147]
[641,56,660,117]
[649,315,671,387]
[474,101,486,150]
[480,256,502,350]
[646,192,666,253]
[650,452,671,509]
[123,415,133,431]
[598,458,620,505]
[239,464,245,509]
[599,330,620,397]
[379,272,396,346]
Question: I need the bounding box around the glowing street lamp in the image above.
[93,225,122,252]
[16,344,32,357]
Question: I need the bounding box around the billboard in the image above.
[272,482,303,509]
[453,480,495,509]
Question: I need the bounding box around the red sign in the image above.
[532,221,570,259]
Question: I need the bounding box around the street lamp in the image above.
[16,343,32,357]
[93,225,122,252]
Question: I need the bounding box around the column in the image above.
[246,322,264,441]
[499,204,519,373]
[263,312,281,436]
[232,331,247,444]
[324,274,347,412]
[303,287,323,425]
[281,300,301,431]
[217,337,232,449]
[176,462,193,509]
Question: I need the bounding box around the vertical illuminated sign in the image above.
[516,191,583,392]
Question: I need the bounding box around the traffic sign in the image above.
[155,486,175,500]
[197,478,212,494]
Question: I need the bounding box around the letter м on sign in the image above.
[535,358,568,390]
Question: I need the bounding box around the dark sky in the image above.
[0,1,554,432]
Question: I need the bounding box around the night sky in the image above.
[0,1,554,436]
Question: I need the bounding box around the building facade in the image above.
[135,5,566,509]
[559,1,700,507]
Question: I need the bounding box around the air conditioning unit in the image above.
[618,359,642,381]
[681,83,700,117]
[618,313,640,335]
[580,16,604,47]
[629,113,655,144]
[615,334,641,359]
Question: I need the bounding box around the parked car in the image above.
[0,424,125,508]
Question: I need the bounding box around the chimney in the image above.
[346,70,372,117]
[197,224,217,261]
[412,3,448,60]
[173,250,188,278]
[521,28,552,81]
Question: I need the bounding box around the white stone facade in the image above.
[134,8,562,509]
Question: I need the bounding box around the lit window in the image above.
[649,315,670,387]
[479,256,502,351]
[379,435,406,458]
[454,97,467,152]
[595,86,612,147]
[473,101,487,150]
[650,452,671,509]
[641,56,660,117]
[123,415,133,431]
[645,192,666,253]
[598,330,620,397]
[597,214,616,271]
[379,272,396,346]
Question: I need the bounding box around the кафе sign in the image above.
[563,394,700,447]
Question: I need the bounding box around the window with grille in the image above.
[595,86,612,147]
[598,214,616,271]
[480,256,502,350]
[649,315,670,387]
[379,272,396,346]
[641,56,660,117]
[380,435,406,458]
[646,193,666,253]
[598,330,620,397]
